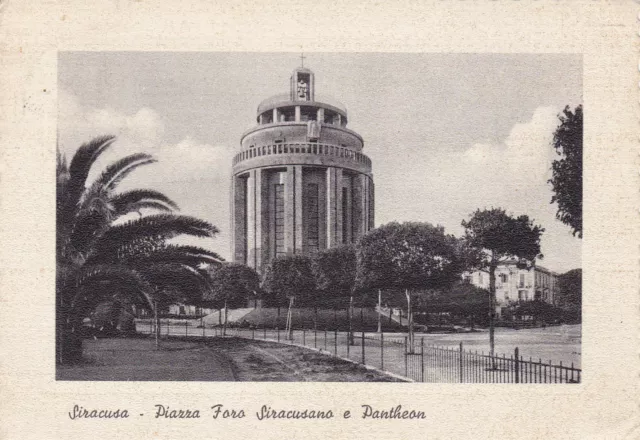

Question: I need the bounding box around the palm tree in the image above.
[56,135,223,364]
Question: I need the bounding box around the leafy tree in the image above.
[557,268,582,308]
[355,222,466,348]
[57,136,222,364]
[262,255,316,304]
[549,105,583,238]
[262,255,316,334]
[462,208,543,357]
[312,245,357,337]
[204,263,260,334]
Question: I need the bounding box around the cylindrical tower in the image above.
[231,66,374,271]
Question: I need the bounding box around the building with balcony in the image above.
[464,262,559,316]
[231,66,374,272]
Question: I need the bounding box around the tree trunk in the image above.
[377,289,382,333]
[406,289,414,353]
[314,305,318,331]
[56,306,83,365]
[348,295,354,345]
[277,305,281,328]
[286,297,294,339]
[489,258,497,367]
[155,300,159,349]
[223,300,228,336]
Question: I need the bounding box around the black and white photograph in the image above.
[2,1,639,439]
[56,52,583,383]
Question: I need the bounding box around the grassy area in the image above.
[56,336,402,382]
[56,337,236,381]
[235,307,405,331]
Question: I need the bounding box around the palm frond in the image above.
[88,153,156,195]
[126,244,224,267]
[71,264,154,311]
[141,263,211,304]
[65,136,116,209]
[111,189,179,215]
[115,201,175,217]
[94,214,219,257]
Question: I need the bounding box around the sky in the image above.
[58,52,583,273]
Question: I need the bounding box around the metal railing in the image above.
[232,142,372,168]
[135,321,580,384]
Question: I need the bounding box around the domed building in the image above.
[231,65,374,271]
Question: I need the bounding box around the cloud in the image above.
[58,88,235,259]
[375,106,580,272]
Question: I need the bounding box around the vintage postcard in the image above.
[0,1,638,439]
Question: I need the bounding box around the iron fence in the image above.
[135,320,580,384]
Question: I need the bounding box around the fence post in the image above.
[202,321,205,338]
[514,347,520,384]
[381,332,384,370]
[404,336,408,378]
[277,327,280,343]
[334,329,338,356]
[361,330,365,364]
[303,329,306,346]
[459,342,463,383]
[324,329,327,351]
[347,330,350,357]
[314,328,317,349]
[186,321,188,337]
[421,338,425,382]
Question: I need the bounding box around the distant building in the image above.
[464,262,559,317]
[230,64,374,272]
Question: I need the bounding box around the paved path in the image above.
[135,322,581,383]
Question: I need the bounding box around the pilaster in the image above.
[294,165,304,253]
[284,166,295,254]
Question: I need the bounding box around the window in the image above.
[519,274,525,288]
[324,110,336,124]
[274,183,285,257]
[279,106,296,122]
[342,187,349,244]
[305,183,319,253]
[500,274,508,283]
[261,111,273,124]
[300,106,317,122]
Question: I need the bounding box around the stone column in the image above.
[233,175,248,264]
[284,166,296,254]
[295,106,301,122]
[326,167,343,247]
[294,165,304,253]
[326,167,337,248]
[351,174,364,241]
[246,170,257,269]
[341,174,352,244]
[369,178,375,230]
[335,168,343,245]
[259,172,269,272]
[272,108,278,123]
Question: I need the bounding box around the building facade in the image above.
[465,263,559,316]
[231,66,374,272]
